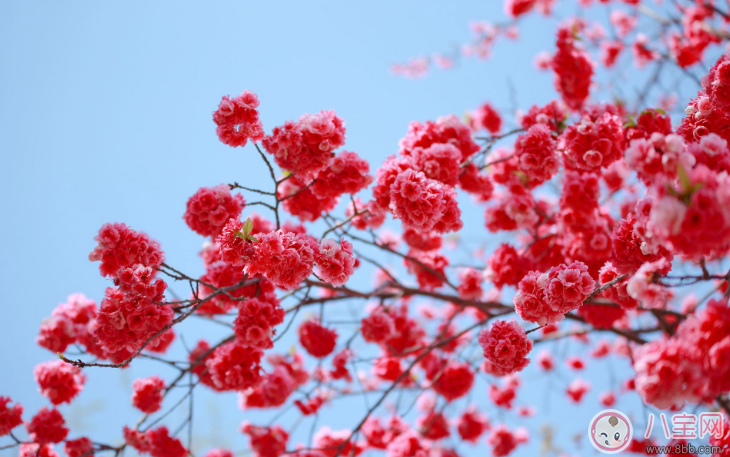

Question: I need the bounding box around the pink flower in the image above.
[520,100,567,133]
[386,430,428,457]
[213,90,265,147]
[241,365,297,409]
[611,213,673,275]
[610,10,636,37]
[26,407,68,444]
[263,110,346,180]
[34,360,85,405]
[241,423,289,457]
[484,191,538,232]
[600,391,616,407]
[633,338,705,409]
[404,249,449,291]
[487,424,522,457]
[514,124,559,185]
[147,426,188,457]
[536,351,554,371]
[457,268,483,300]
[204,450,234,457]
[415,411,449,440]
[403,229,442,252]
[561,105,625,171]
[566,378,590,403]
[88,223,164,279]
[551,23,594,111]
[469,102,502,134]
[389,170,462,234]
[504,0,537,18]
[92,287,174,363]
[513,271,553,325]
[478,321,532,375]
[64,438,93,457]
[600,40,623,67]
[131,376,165,413]
[204,341,264,391]
[314,427,364,457]
[487,244,531,289]
[19,444,59,457]
[245,230,319,290]
[399,115,479,162]
[233,295,285,349]
[37,293,98,354]
[544,261,595,312]
[431,361,474,401]
[626,259,673,309]
[411,143,462,186]
[279,176,339,222]
[457,407,490,443]
[299,320,337,358]
[311,151,373,199]
[346,198,386,230]
[361,308,396,343]
[184,185,245,237]
[315,238,356,287]
[458,162,494,201]
[0,396,23,436]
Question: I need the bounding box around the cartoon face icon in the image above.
[588,409,633,454]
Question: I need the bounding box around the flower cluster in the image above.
[26,407,68,444]
[469,101,502,134]
[131,376,165,413]
[213,90,265,147]
[298,320,338,358]
[388,169,462,234]
[19,22,730,457]
[124,425,188,457]
[233,296,285,349]
[561,104,625,171]
[514,261,595,325]
[184,184,245,237]
[0,396,23,436]
[478,321,532,375]
[203,341,264,392]
[37,293,98,355]
[88,223,165,278]
[219,224,355,290]
[34,361,85,405]
[262,110,346,179]
[551,22,594,111]
[310,151,373,199]
[92,287,174,363]
[513,124,559,185]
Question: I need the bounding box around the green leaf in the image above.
[677,163,692,194]
[655,108,666,115]
[622,114,636,129]
[243,217,253,236]
[512,169,528,186]
[572,23,582,41]
[688,182,705,195]
[234,229,246,240]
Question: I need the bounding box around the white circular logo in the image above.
[588,409,633,454]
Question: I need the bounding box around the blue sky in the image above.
[0,1,716,456]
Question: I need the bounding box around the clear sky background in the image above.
[0,1,717,456]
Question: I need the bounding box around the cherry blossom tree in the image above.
[4,1,730,457]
